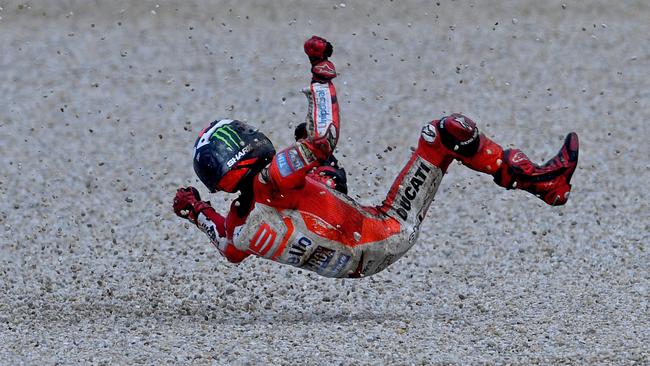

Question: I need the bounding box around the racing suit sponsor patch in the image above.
[276,152,292,177]
[303,246,335,273]
[331,254,351,274]
[286,236,313,265]
[396,162,432,221]
[287,148,305,171]
[249,222,277,256]
[197,214,218,243]
[276,149,306,177]
[197,213,227,251]
[311,83,333,137]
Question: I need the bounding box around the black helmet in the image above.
[193,119,275,193]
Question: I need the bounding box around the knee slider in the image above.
[438,113,480,156]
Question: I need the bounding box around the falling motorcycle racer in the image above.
[173,36,579,278]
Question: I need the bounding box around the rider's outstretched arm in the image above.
[173,187,250,263]
[265,36,340,191]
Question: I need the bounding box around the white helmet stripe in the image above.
[194,119,234,151]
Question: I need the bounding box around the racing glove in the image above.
[304,35,333,64]
[304,36,337,82]
[173,187,214,225]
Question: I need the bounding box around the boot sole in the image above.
[563,132,579,184]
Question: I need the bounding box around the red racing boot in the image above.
[493,133,579,205]
[432,114,579,206]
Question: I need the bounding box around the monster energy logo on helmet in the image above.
[212,125,242,150]
[193,119,276,192]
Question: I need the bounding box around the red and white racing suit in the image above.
[193,75,451,278]
[192,77,572,278]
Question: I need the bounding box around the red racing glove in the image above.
[311,60,336,82]
[173,186,213,225]
[304,36,336,82]
[304,35,333,65]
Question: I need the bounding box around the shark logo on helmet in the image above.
[227,145,252,167]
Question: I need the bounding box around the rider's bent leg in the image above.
[380,113,579,230]
[378,123,451,244]
[435,114,579,206]
[364,115,578,278]
[365,115,578,277]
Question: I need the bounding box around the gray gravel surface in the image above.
[1,1,649,364]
